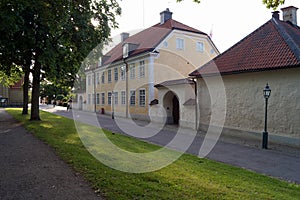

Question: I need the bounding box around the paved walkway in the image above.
[0,108,102,200]
[42,105,300,185]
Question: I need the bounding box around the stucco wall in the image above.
[197,68,300,142]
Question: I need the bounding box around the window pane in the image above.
[196,41,204,52]
[114,67,118,81]
[101,93,105,105]
[121,91,126,105]
[114,92,118,105]
[130,64,135,79]
[108,69,112,83]
[108,92,111,105]
[139,61,145,78]
[130,90,135,106]
[139,89,145,106]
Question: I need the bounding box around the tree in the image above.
[176,0,285,10]
[0,0,121,120]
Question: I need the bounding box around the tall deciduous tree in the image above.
[0,0,121,120]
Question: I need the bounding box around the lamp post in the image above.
[262,83,271,149]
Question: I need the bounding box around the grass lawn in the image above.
[7,108,300,200]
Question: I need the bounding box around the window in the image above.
[108,92,112,105]
[130,63,135,79]
[114,67,118,81]
[130,90,135,106]
[176,38,184,50]
[88,75,91,86]
[101,72,105,84]
[121,91,126,105]
[96,93,100,104]
[121,66,125,80]
[139,60,145,78]
[108,69,112,83]
[196,41,204,52]
[96,73,100,85]
[163,41,168,47]
[101,93,105,105]
[88,94,91,105]
[114,92,118,105]
[139,89,146,107]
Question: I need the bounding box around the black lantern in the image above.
[262,83,271,149]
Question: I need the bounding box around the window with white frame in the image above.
[88,75,91,86]
[101,93,105,105]
[96,73,100,85]
[130,90,135,106]
[130,63,135,79]
[88,94,91,105]
[139,89,146,106]
[121,91,126,105]
[108,92,112,105]
[121,66,125,80]
[176,38,184,50]
[108,69,112,83]
[139,60,145,78]
[101,72,105,84]
[114,67,118,81]
[96,93,100,104]
[114,91,118,105]
[196,41,204,52]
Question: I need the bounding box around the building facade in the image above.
[82,9,219,120]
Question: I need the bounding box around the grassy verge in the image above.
[7,108,300,199]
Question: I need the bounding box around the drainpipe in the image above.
[190,78,198,130]
[123,58,129,118]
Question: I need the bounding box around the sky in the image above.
[111,0,300,53]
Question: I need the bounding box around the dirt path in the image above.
[0,109,103,200]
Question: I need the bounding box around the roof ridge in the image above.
[271,18,300,62]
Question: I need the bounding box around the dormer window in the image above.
[123,43,128,58]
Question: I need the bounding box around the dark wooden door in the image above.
[172,96,179,124]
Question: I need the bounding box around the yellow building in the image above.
[83,8,219,120]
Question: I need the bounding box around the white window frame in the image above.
[114,67,118,81]
[108,92,112,105]
[130,90,135,106]
[96,73,100,85]
[130,63,135,79]
[176,38,184,50]
[139,60,145,78]
[108,69,112,83]
[196,41,204,52]
[101,92,105,105]
[114,91,118,105]
[121,91,126,105]
[96,93,100,105]
[139,89,146,107]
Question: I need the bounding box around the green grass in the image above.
[7,108,300,199]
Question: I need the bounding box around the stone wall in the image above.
[197,67,300,146]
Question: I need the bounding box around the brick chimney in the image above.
[121,32,129,42]
[281,6,298,25]
[272,11,280,20]
[160,8,173,24]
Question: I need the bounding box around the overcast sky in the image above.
[111,0,300,53]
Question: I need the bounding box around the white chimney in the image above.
[121,32,129,42]
[281,6,298,25]
[160,8,173,24]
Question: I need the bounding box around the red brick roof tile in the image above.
[189,18,300,77]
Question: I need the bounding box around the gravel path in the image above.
[0,109,103,200]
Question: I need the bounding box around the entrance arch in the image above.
[163,91,180,125]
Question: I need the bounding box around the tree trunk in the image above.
[22,67,30,115]
[30,61,41,121]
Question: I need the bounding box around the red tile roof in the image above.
[101,19,207,66]
[189,18,300,77]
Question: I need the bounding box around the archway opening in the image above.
[163,91,180,125]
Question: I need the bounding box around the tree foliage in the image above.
[0,0,121,120]
[176,0,285,10]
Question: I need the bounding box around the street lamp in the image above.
[262,83,271,149]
